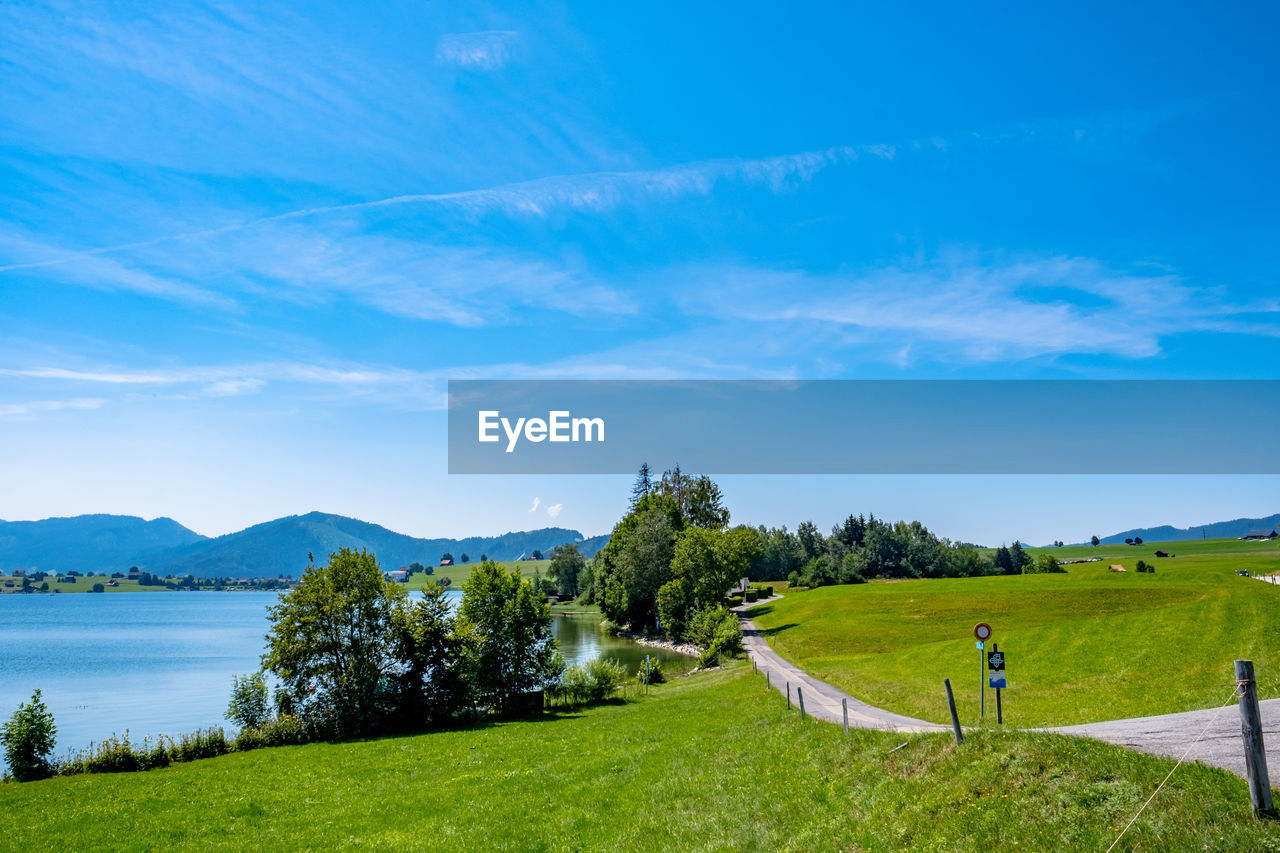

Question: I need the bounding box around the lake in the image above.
[0,591,691,767]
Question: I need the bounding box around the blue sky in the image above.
[1,1,1277,545]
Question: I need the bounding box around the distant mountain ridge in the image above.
[1090,513,1280,546]
[0,514,206,575]
[0,512,606,577]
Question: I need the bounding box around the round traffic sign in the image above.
[974,623,992,641]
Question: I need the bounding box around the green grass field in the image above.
[2,663,1278,851]
[746,538,1280,727]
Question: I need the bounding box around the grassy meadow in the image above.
[3,663,1279,851]
[745,538,1280,727]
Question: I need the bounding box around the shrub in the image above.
[689,606,743,667]
[225,672,271,730]
[170,728,230,763]
[584,657,626,702]
[745,589,759,602]
[2,689,57,781]
[635,658,665,685]
[550,658,626,707]
[235,726,265,752]
[258,713,308,747]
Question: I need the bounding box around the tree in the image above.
[993,546,1013,575]
[1026,553,1065,574]
[458,561,561,714]
[2,689,57,781]
[547,543,586,597]
[91,582,105,593]
[1133,537,1144,545]
[262,549,406,736]
[391,584,469,725]
[629,463,653,510]
[1009,541,1030,574]
[441,552,454,564]
[460,553,470,564]
[683,475,730,529]
[225,672,271,729]
[796,521,823,562]
[408,561,426,575]
[1091,535,1100,547]
[531,549,544,561]
[480,554,487,563]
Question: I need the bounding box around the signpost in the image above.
[987,643,1006,724]
[974,623,991,719]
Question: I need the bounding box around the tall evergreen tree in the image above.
[629,463,653,509]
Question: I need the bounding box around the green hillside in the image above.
[747,538,1280,727]
[2,664,1276,851]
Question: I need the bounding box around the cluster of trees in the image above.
[258,549,561,739]
[585,466,747,658]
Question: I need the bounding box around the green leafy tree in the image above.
[460,553,470,564]
[2,689,57,781]
[683,475,730,529]
[441,552,454,564]
[262,549,405,736]
[225,672,271,729]
[458,561,561,714]
[391,584,469,725]
[1091,535,1101,547]
[547,542,586,597]
[1026,553,1065,574]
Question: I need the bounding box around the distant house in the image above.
[1154,550,1170,558]
[388,570,408,583]
[439,558,453,566]
[1243,529,1278,541]
[106,579,119,587]
[12,569,25,576]
[127,569,142,579]
[3,580,13,588]
[63,575,76,583]
[1109,564,1126,573]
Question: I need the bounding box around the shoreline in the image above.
[614,628,700,657]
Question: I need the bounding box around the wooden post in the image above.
[842,698,849,735]
[766,670,771,690]
[1235,659,1277,818]
[944,678,964,745]
[798,687,806,720]
[787,682,791,710]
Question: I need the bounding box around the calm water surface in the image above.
[0,591,690,766]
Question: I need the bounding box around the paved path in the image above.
[734,597,945,733]
[1051,700,1280,780]
[735,595,1279,780]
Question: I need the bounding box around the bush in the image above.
[635,658,665,685]
[258,713,308,747]
[744,589,759,602]
[550,658,626,707]
[584,657,626,702]
[226,672,271,730]
[170,728,230,763]
[2,689,57,781]
[689,606,743,667]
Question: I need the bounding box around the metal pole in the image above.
[798,687,806,720]
[842,698,849,735]
[993,642,1002,725]
[787,682,791,710]
[1235,659,1276,817]
[980,644,985,720]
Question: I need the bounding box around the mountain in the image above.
[139,512,596,577]
[0,514,207,575]
[1092,514,1280,545]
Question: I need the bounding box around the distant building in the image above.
[439,558,453,566]
[12,569,25,576]
[1154,550,1170,558]
[388,570,408,583]
[1243,529,1278,541]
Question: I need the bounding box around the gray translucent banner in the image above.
[447,380,1280,474]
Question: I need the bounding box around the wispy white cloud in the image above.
[529,497,541,513]
[545,503,562,520]
[0,397,107,420]
[436,31,520,71]
[675,253,1280,363]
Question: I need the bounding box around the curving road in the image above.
[734,596,1280,781]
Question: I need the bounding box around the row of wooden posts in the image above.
[754,655,1276,819]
